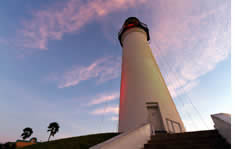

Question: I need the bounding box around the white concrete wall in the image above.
[211,113,231,144]
[90,123,151,149]
[119,27,185,133]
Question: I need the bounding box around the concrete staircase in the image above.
[144,130,230,149]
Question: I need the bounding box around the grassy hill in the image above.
[22,133,119,149]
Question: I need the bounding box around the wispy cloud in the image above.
[88,92,119,106]
[150,0,230,97]
[0,37,8,46]
[168,80,199,98]
[20,0,147,50]
[56,56,120,88]
[179,103,214,131]
[90,105,119,115]
[111,116,118,121]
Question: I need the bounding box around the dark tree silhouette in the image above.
[21,127,33,140]
[47,122,60,141]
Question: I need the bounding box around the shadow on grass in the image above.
[22,132,120,149]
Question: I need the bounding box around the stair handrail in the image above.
[90,123,151,149]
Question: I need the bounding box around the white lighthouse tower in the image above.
[118,17,185,133]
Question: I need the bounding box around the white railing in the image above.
[90,123,151,149]
[211,113,231,144]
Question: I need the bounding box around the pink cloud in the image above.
[168,80,199,98]
[57,56,121,88]
[90,105,119,115]
[88,92,119,106]
[111,116,118,121]
[150,1,230,97]
[20,0,147,50]
[0,136,14,144]
[0,38,7,45]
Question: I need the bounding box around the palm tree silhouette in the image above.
[47,122,60,141]
[21,127,33,140]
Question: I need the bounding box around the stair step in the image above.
[152,130,217,137]
[144,143,230,149]
[154,129,217,135]
[148,137,224,145]
[144,130,231,149]
[151,132,220,141]
[150,135,220,142]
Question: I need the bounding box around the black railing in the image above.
[118,17,150,47]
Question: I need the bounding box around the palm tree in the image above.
[47,122,60,141]
[21,127,33,140]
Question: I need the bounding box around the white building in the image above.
[118,17,185,133]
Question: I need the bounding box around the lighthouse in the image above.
[118,17,185,133]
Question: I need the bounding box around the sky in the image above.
[0,0,231,143]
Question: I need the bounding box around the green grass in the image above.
[22,133,120,149]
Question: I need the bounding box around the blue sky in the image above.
[0,0,231,143]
